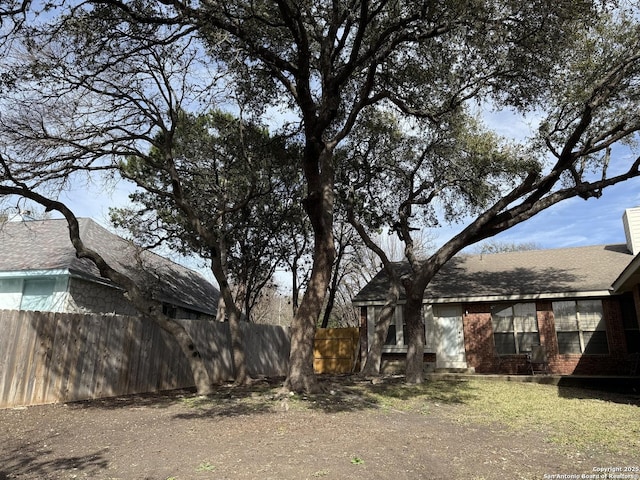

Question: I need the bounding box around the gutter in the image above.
[353,289,616,307]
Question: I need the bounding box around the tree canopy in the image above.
[112,109,304,323]
[1,0,639,390]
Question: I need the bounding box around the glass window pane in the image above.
[492,305,512,317]
[583,331,609,354]
[557,332,581,354]
[517,332,541,353]
[553,301,578,331]
[385,324,397,346]
[515,312,538,332]
[494,333,516,355]
[578,300,605,331]
[493,316,513,332]
[513,302,536,318]
[492,305,513,332]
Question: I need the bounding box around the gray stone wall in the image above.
[65,277,138,316]
[65,277,216,319]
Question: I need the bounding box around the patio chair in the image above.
[527,344,549,375]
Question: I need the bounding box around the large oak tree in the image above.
[2,1,640,391]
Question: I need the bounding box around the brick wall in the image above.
[462,304,497,373]
[548,298,629,375]
[461,297,634,376]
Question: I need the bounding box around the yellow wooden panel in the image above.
[313,328,360,374]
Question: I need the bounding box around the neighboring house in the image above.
[353,207,640,376]
[0,217,220,319]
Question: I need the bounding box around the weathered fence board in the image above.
[0,310,290,409]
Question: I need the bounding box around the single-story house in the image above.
[0,217,220,319]
[353,207,640,376]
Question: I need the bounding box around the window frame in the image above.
[380,305,407,352]
[368,304,429,353]
[552,299,608,355]
[491,302,539,356]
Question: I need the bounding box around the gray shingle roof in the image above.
[0,218,219,314]
[353,244,634,303]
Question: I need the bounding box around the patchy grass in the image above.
[447,380,640,455]
[354,377,640,455]
[321,377,640,455]
[364,378,478,412]
[176,376,640,455]
[195,461,216,472]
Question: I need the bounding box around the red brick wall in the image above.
[461,297,633,376]
[462,304,496,373]
[549,298,629,375]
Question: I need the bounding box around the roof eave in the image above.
[611,253,640,293]
[0,268,69,277]
[353,289,615,307]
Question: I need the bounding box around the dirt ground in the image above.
[0,376,636,480]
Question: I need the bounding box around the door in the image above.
[433,305,467,369]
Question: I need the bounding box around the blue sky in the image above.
[44,106,640,287]
[470,109,640,250]
[39,124,639,294]
[58,150,640,252]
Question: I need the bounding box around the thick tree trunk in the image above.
[286,145,336,393]
[286,236,334,392]
[320,248,342,328]
[404,294,425,384]
[211,255,249,385]
[228,309,248,384]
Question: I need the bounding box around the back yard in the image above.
[0,376,638,480]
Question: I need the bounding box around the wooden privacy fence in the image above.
[0,309,290,409]
[313,327,361,374]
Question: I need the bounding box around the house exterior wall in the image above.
[361,293,638,376]
[358,306,436,373]
[66,277,214,319]
[0,275,69,312]
[66,277,138,316]
[462,303,497,373]
[462,297,632,375]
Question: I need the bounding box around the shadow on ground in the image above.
[0,439,108,480]
[557,383,640,406]
[60,374,482,419]
[297,375,479,414]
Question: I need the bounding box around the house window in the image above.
[370,304,425,351]
[0,278,23,310]
[620,294,639,354]
[20,278,56,311]
[553,299,608,354]
[491,303,539,355]
[379,305,405,348]
[384,320,398,345]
